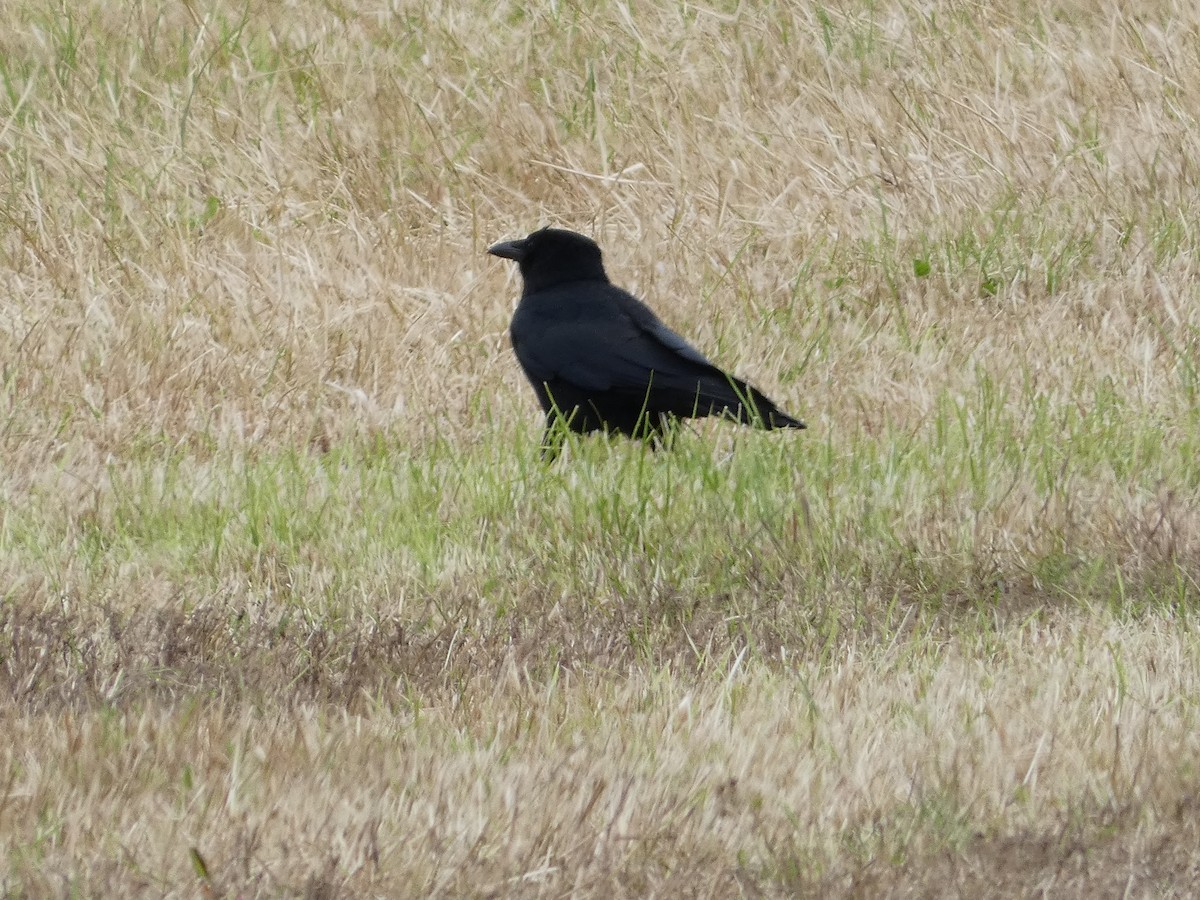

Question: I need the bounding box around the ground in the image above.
[1,0,1199,896]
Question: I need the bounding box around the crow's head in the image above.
[488,227,607,293]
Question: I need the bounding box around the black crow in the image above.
[488,227,805,458]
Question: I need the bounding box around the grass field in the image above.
[2,0,1200,895]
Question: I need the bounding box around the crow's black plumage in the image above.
[488,227,805,457]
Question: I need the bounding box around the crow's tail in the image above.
[735,380,806,430]
[695,372,805,430]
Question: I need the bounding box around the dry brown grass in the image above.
[2,0,1200,895]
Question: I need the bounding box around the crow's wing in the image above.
[608,292,804,428]
[617,292,716,369]
[512,284,718,391]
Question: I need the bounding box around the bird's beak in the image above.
[487,238,526,261]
